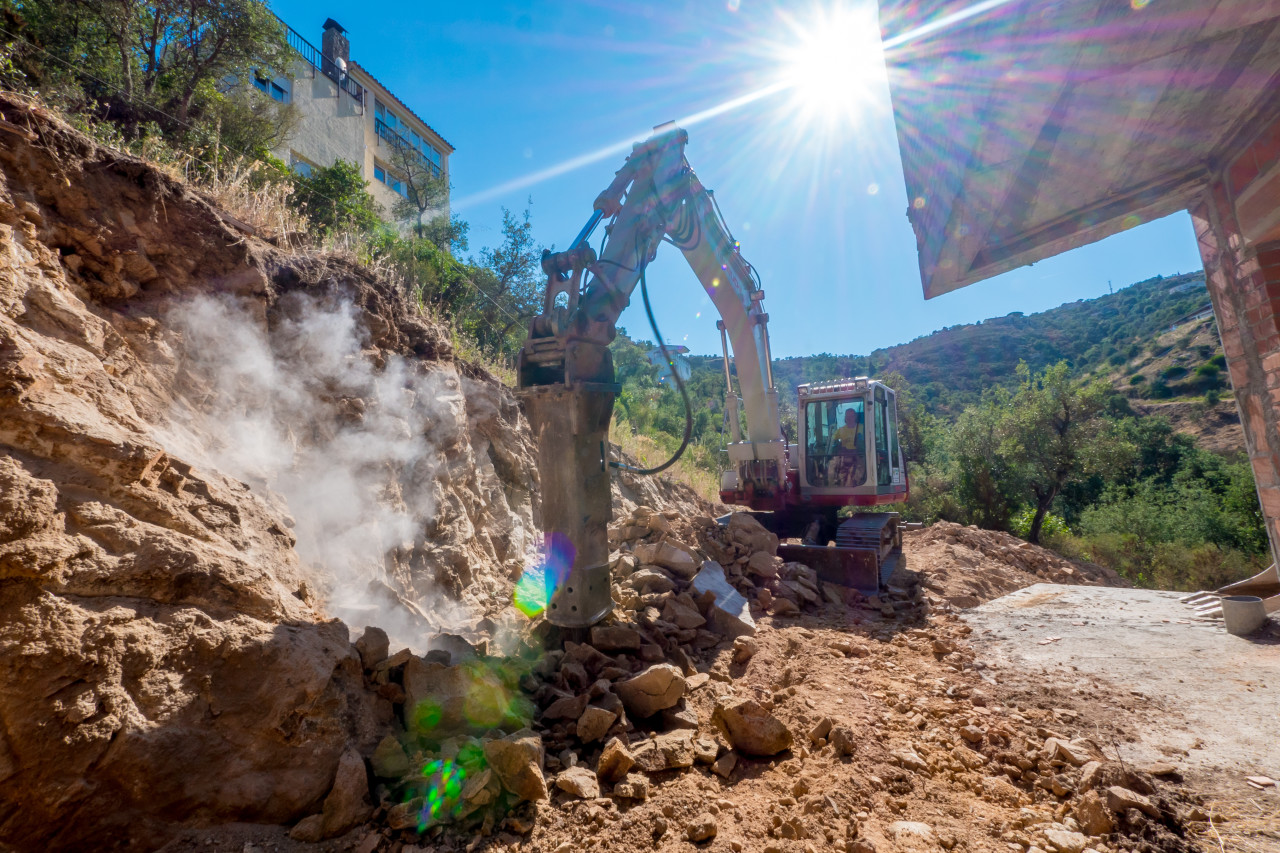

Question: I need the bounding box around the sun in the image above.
[776,6,886,124]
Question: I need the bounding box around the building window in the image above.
[375,98,444,175]
[374,162,408,198]
[290,154,313,178]
[252,71,290,103]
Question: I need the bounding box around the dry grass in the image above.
[1200,797,1280,853]
[611,418,721,503]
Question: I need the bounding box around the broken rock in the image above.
[633,541,701,578]
[575,706,617,744]
[556,767,600,799]
[590,624,643,652]
[616,664,686,718]
[687,813,718,843]
[691,561,756,637]
[483,729,547,802]
[1105,786,1159,819]
[613,773,649,800]
[320,748,372,838]
[597,737,635,782]
[1073,791,1115,837]
[712,698,793,756]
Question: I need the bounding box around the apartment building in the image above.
[258,17,453,218]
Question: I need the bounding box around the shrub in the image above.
[1129,374,1146,384]
[1148,379,1172,398]
[1160,364,1187,380]
[1010,507,1070,540]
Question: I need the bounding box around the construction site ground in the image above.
[963,584,1280,853]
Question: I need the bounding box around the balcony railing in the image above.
[375,118,442,178]
[277,15,364,105]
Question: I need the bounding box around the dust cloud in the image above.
[157,292,469,647]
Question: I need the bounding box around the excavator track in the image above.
[776,512,901,595]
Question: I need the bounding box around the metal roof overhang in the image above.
[878,0,1280,299]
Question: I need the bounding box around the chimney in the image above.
[322,18,349,65]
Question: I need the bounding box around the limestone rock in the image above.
[613,773,649,800]
[633,541,700,577]
[616,664,686,718]
[483,729,547,802]
[830,726,856,757]
[732,636,759,664]
[892,749,929,773]
[889,821,937,849]
[1073,791,1115,837]
[597,737,635,782]
[694,738,719,764]
[712,698,793,756]
[590,624,642,651]
[662,598,707,630]
[725,513,779,555]
[746,551,781,579]
[1105,786,1158,818]
[687,813,718,842]
[289,814,326,842]
[320,748,373,838]
[355,627,390,670]
[556,766,600,799]
[691,561,756,637]
[575,706,617,743]
[1043,827,1089,853]
[371,735,410,779]
[632,731,696,772]
[711,751,738,778]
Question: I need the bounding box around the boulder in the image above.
[596,737,635,782]
[371,735,410,779]
[687,813,718,843]
[690,561,756,637]
[1073,791,1115,837]
[575,706,617,743]
[711,752,738,778]
[633,541,701,577]
[725,513,779,555]
[1105,786,1159,819]
[483,729,547,802]
[631,730,695,772]
[712,698,793,756]
[590,624,643,652]
[626,568,677,594]
[1043,828,1089,853]
[354,627,389,670]
[320,748,373,838]
[746,551,780,579]
[616,664,686,718]
[612,773,649,800]
[404,657,515,737]
[662,598,707,630]
[556,766,600,799]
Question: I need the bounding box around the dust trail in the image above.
[156,292,471,648]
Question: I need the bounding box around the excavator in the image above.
[518,123,907,628]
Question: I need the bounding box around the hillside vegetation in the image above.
[612,273,1265,592]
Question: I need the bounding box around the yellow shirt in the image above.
[832,425,863,451]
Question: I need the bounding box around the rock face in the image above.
[0,95,540,850]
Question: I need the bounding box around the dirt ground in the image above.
[161,532,1207,853]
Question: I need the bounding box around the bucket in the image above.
[1221,595,1267,636]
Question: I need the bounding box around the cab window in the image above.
[804,397,867,488]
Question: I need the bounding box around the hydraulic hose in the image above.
[609,260,693,476]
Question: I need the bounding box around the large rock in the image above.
[590,624,642,651]
[725,513,779,555]
[483,729,547,802]
[555,766,600,799]
[404,657,522,736]
[631,731,696,772]
[616,664,686,718]
[690,561,755,637]
[633,542,700,577]
[1105,786,1159,818]
[575,706,618,743]
[1073,791,1115,837]
[596,737,634,782]
[354,627,389,670]
[712,698,793,756]
[320,748,373,838]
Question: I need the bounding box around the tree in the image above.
[381,127,451,240]
[289,159,382,236]
[469,205,544,354]
[1001,362,1130,543]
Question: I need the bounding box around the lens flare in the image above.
[418,758,467,829]
[513,531,576,617]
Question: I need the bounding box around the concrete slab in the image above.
[963,584,1279,797]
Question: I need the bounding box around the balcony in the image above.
[375,118,442,179]
[277,16,364,105]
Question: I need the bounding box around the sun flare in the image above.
[778,7,885,123]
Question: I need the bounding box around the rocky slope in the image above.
[0,94,539,849]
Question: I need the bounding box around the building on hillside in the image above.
[646,345,692,385]
[256,16,453,220]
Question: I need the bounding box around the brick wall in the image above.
[1191,113,1280,563]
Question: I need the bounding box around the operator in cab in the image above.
[828,407,866,486]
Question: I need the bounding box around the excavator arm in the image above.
[517,124,788,627]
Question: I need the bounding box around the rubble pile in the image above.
[347,508,1197,853]
[907,522,1126,609]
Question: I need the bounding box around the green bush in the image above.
[1010,507,1070,540]
[1160,364,1188,380]
[1148,379,1172,399]
[1129,374,1146,384]
[289,160,382,236]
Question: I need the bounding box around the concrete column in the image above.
[1190,114,1280,562]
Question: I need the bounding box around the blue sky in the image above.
[269,0,1205,359]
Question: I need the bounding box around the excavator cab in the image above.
[796,379,906,501]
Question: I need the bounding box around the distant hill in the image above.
[761,272,1219,417]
